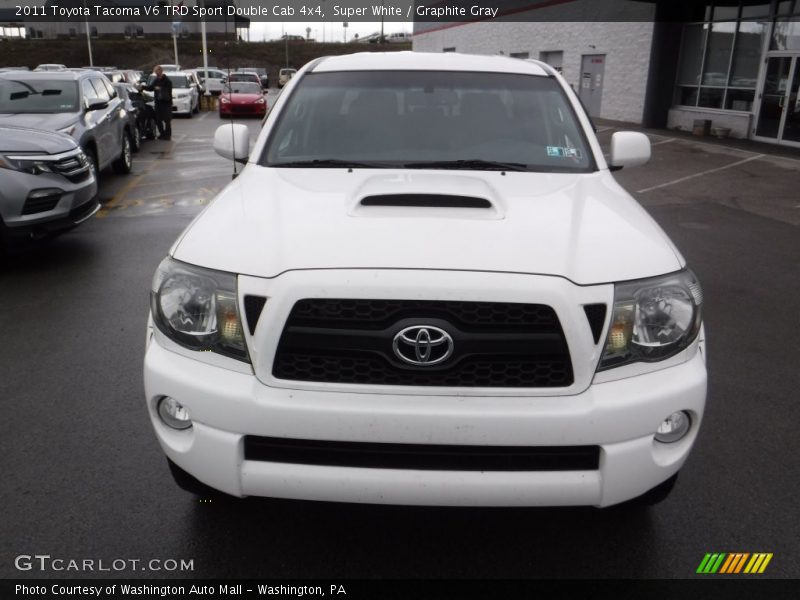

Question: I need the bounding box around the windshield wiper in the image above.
[403,159,529,172]
[269,159,395,169]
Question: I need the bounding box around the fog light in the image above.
[655,411,690,443]
[157,396,192,430]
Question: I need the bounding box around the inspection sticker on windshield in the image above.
[547,146,582,159]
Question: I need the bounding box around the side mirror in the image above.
[86,99,108,111]
[609,131,651,170]
[213,124,249,163]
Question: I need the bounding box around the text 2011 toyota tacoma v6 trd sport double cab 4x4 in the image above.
[144,52,706,508]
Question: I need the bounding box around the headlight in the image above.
[150,257,249,362]
[256,98,265,104]
[598,269,703,371]
[0,154,54,175]
[220,97,230,104]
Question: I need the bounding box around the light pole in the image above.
[282,23,289,68]
[200,0,210,98]
[343,21,348,43]
[82,0,93,66]
[172,25,180,68]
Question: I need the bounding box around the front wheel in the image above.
[112,133,132,174]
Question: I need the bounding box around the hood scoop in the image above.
[360,194,492,209]
[349,173,505,220]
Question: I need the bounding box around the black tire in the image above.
[112,132,133,174]
[166,457,232,499]
[131,124,142,153]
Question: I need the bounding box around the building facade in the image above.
[413,0,800,148]
[6,0,248,41]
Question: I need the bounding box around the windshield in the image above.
[0,78,78,113]
[225,82,262,95]
[167,74,190,88]
[262,71,594,172]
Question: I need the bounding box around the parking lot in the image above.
[1,105,798,579]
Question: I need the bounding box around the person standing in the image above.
[141,65,173,141]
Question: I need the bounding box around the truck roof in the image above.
[313,52,551,77]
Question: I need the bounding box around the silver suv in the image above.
[0,70,134,176]
[0,125,98,246]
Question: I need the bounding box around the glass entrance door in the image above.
[755,55,800,145]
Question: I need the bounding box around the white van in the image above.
[278,68,297,88]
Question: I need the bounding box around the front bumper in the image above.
[144,334,707,507]
[0,168,98,241]
[219,102,267,117]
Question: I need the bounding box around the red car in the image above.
[219,82,267,118]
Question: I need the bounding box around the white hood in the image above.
[172,167,683,285]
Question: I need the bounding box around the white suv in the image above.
[144,52,707,508]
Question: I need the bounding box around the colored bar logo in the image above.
[697,553,773,574]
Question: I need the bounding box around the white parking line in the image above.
[637,154,765,193]
[651,138,677,146]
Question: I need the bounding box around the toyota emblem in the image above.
[392,325,454,366]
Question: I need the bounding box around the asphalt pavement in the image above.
[1,105,798,579]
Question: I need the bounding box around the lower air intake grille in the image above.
[22,193,61,215]
[272,299,574,388]
[244,436,601,471]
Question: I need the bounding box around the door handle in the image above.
[779,96,785,108]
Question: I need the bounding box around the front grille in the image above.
[273,299,574,387]
[52,153,91,183]
[285,299,559,331]
[244,436,600,471]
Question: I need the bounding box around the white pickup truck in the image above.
[144,52,706,508]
